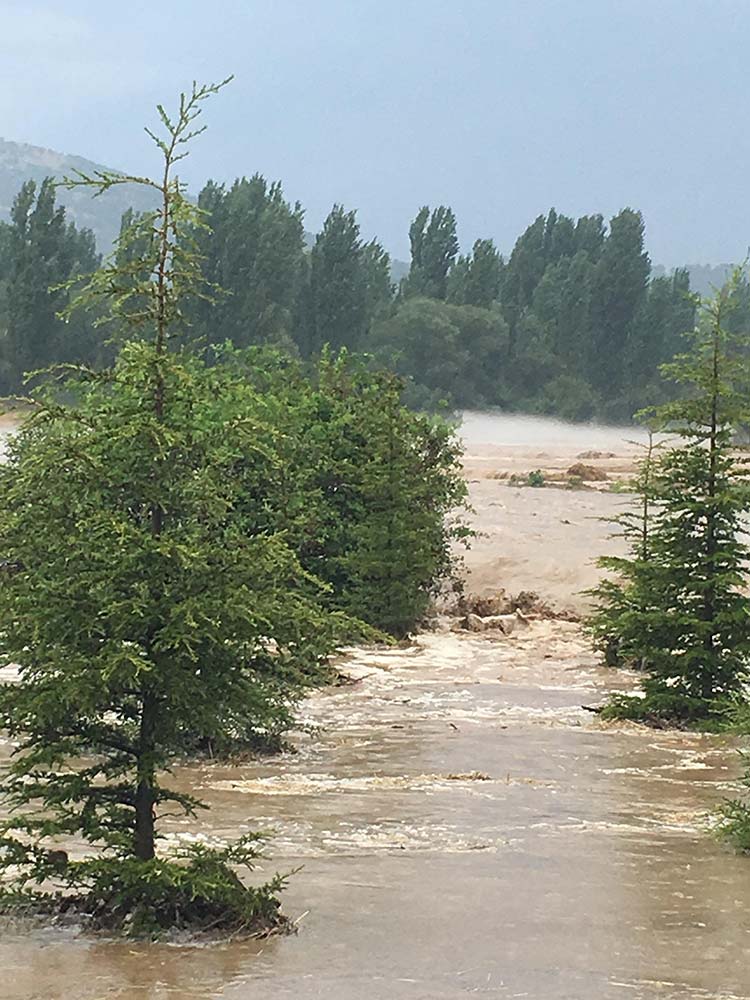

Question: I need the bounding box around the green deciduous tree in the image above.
[189,174,307,350]
[220,346,470,636]
[299,354,469,635]
[372,297,509,409]
[501,214,546,359]
[626,268,695,389]
[448,238,503,308]
[0,178,100,392]
[402,205,459,300]
[304,205,391,355]
[589,208,650,395]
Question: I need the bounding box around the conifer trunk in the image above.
[134,690,158,860]
[702,321,720,700]
[132,135,173,862]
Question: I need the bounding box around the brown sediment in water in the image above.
[459,412,649,614]
[2,411,750,999]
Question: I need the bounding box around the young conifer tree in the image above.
[599,273,750,723]
[587,428,660,669]
[0,82,341,935]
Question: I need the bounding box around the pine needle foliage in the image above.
[587,428,660,669]
[0,81,342,936]
[716,673,750,851]
[595,273,750,724]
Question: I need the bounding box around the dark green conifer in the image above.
[595,275,750,723]
[0,80,339,936]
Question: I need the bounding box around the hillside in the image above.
[0,138,157,250]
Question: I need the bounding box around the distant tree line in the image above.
[2,174,746,422]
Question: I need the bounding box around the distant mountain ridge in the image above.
[0,138,157,250]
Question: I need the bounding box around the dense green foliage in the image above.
[225,348,469,636]
[0,83,469,936]
[590,279,750,724]
[0,162,719,423]
[717,706,750,850]
[187,175,307,351]
[0,178,101,392]
[587,430,659,670]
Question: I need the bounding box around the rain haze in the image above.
[2,0,750,264]
[6,5,750,1000]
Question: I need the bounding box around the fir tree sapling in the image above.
[587,428,660,669]
[594,274,750,724]
[0,80,339,936]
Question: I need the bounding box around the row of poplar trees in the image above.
[0,168,703,424]
[0,83,468,935]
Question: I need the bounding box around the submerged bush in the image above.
[0,835,288,938]
[600,690,735,729]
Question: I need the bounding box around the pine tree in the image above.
[0,80,341,935]
[587,429,660,668]
[596,275,750,723]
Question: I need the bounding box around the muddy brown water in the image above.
[2,413,750,1000]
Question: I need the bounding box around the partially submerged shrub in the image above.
[716,797,750,853]
[508,469,545,488]
[526,469,545,488]
[0,834,288,938]
[600,689,735,729]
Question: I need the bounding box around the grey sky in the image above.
[2,0,749,265]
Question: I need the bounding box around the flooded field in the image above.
[3,412,750,1000]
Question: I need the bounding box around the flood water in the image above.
[3,412,750,999]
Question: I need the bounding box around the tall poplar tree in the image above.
[307,205,368,353]
[589,208,650,394]
[448,238,503,308]
[402,205,459,300]
[1,179,100,391]
[189,174,307,349]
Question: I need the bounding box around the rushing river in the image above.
[2,412,750,999]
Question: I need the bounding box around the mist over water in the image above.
[460,409,648,451]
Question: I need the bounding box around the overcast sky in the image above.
[3,0,749,265]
